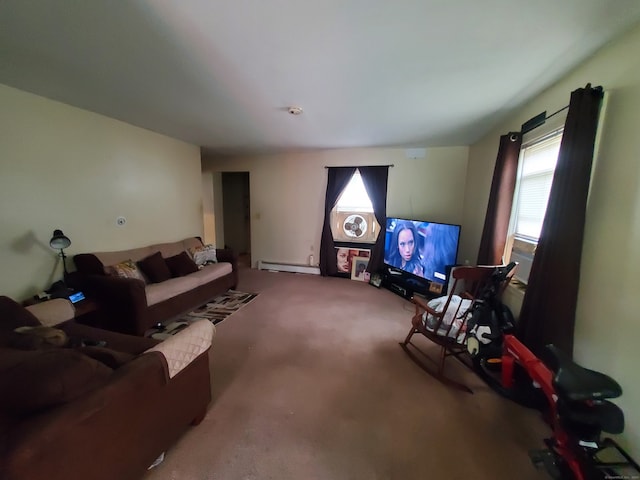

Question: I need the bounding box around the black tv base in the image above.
[381,272,434,301]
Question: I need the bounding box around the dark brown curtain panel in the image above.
[517,84,604,357]
[319,167,357,276]
[477,132,522,265]
[359,166,389,274]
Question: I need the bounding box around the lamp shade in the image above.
[49,229,71,250]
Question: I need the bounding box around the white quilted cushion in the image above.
[145,319,215,378]
[25,298,75,326]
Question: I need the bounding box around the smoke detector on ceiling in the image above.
[287,106,303,115]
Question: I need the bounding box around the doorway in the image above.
[222,172,251,267]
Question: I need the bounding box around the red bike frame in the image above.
[500,334,585,480]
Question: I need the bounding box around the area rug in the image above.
[146,290,257,339]
[181,290,258,325]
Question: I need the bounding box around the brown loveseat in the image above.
[72,237,238,335]
[0,296,215,480]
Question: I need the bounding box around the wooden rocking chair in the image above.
[400,264,516,393]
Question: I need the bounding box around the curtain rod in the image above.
[521,104,569,135]
[324,164,394,168]
[546,104,569,121]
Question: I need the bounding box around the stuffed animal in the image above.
[10,325,69,350]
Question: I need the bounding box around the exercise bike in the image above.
[466,263,640,480]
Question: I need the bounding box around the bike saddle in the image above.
[557,398,625,438]
[544,345,622,402]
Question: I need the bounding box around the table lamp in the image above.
[49,229,71,275]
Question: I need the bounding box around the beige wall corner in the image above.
[464,23,640,458]
[202,146,469,269]
[0,84,203,300]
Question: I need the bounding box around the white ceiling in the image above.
[2,1,640,156]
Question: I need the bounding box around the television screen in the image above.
[383,218,461,284]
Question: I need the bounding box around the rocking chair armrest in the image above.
[411,294,430,310]
[412,295,428,315]
[411,295,441,317]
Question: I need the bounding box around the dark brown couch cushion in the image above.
[0,348,112,414]
[60,321,159,354]
[0,296,41,333]
[73,253,106,275]
[8,326,68,350]
[137,251,171,283]
[165,251,198,277]
[77,346,135,369]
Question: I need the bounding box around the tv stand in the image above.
[381,272,432,301]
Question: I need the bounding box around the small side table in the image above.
[73,298,100,322]
[71,298,108,328]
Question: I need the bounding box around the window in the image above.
[335,170,372,212]
[331,169,379,243]
[506,130,563,284]
[512,133,562,240]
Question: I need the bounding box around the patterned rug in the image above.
[146,290,257,339]
[181,290,258,325]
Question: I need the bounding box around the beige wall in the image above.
[202,147,469,268]
[0,84,203,301]
[463,24,640,457]
[201,170,217,245]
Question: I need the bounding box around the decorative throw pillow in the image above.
[137,251,171,283]
[165,251,199,277]
[189,244,217,266]
[73,254,105,275]
[105,259,146,283]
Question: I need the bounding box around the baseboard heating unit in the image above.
[258,260,320,275]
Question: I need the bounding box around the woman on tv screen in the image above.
[385,220,424,277]
[384,218,461,283]
[418,222,460,281]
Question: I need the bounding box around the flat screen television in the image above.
[383,217,461,284]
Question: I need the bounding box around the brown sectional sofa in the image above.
[72,237,238,335]
[0,296,215,480]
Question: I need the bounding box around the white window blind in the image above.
[335,170,374,212]
[513,133,562,241]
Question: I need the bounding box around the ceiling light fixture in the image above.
[287,106,303,115]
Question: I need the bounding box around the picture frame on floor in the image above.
[335,247,371,276]
[351,256,370,282]
[369,272,383,288]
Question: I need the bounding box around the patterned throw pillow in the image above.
[189,244,217,266]
[105,259,146,283]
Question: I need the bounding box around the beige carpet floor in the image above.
[144,267,549,480]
